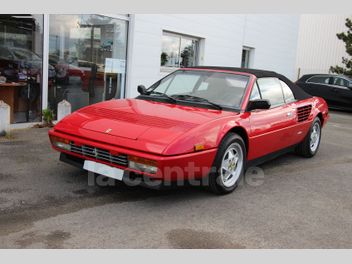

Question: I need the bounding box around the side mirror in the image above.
[247,99,271,111]
[348,82,352,89]
[137,85,148,95]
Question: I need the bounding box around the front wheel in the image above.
[208,133,246,194]
[296,117,322,158]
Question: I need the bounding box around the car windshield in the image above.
[148,70,250,109]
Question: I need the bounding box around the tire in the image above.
[207,133,246,195]
[296,117,322,158]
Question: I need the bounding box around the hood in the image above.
[55,99,236,155]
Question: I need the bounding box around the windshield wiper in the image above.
[172,94,222,110]
[147,91,177,103]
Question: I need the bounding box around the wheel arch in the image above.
[316,112,324,126]
[223,126,249,156]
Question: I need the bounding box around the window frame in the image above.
[306,75,332,85]
[306,74,352,89]
[331,76,351,89]
[249,81,262,101]
[160,31,200,72]
[279,79,296,104]
[241,46,254,68]
[255,77,286,109]
[142,69,250,112]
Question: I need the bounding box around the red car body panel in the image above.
[49,68,329,182]
[51,99,240,155]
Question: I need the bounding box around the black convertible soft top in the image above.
[190,66,312,100]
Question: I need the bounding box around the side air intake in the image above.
[297,105,312,122]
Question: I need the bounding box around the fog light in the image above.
[54,141,71,151]
[50,135,71,151]
[128,156,158,174]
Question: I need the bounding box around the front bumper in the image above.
[49,129,217,182]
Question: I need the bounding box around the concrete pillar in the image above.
[0,100,10,136]
[57,100,71,121]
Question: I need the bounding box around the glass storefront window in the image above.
[161,31,199,71]
[0,15,44,123]
[48,15,128,115]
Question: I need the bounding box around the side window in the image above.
[279,80,296,103]
[257,77,285,108]
[333,77,348,87]
[250,82,261,100]
[307,76,330,84]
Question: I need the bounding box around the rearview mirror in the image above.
[247,99,271,111]
[137,85,148,95]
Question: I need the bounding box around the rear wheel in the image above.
[296,117,322,158]
[208,133,246,194]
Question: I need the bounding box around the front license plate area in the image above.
[83,160,124,181]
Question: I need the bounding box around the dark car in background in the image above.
[296,74,352,111]
[49,54,85,84]
[0,45,56,81]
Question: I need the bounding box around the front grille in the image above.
[69,142,128,167]
[297,105,312,122]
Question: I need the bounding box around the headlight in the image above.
[128,155,158,174]
[50,135,71,151]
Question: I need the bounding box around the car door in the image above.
[330,77,352,110]
[305,75,335,105]
[248,78,297,160]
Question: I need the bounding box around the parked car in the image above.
[49,54,105,89]
[0,45,56,82]
[296,74,352,111]
[49,67,329,194]
[0,46,56,118]
[49,54,85,84]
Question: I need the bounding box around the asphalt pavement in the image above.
[0,110,351,248]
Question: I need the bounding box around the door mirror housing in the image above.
[137,85,148,95]
[348,82,352,89]
[247,99,271,111]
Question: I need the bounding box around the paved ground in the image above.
[0,111,351,248]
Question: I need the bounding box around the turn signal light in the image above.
[50,135,71,151]
[49,135,70,145]
[128,155,158,174]
[128,155,157,167]
[194,144,205,151]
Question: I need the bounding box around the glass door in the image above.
[48,14,128,114]
[0,14,44,123]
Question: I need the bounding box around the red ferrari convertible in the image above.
[49,67,329,194]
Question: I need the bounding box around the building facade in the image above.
[0,14,300,126]
[296,14,352,79]
[127,14,300,98]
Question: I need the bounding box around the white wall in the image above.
[296,14,351,78]
[243,15,300,78]
[126,14,300,98]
